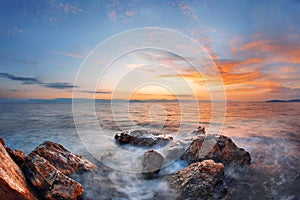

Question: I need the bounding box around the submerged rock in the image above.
[0,142,39,200]
[115,129,173,147]
[182,135,251,166]
[171,159,228,200]
[141,150,164,179]
[24,153,83,200]
[30,141,97,175]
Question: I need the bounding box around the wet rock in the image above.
[24,153,83,200]
[171,159,228,200]
[0,142,39,200]
[0,137,6,147]
[30,141,97,175]
[6,147,27,169]
[141,150,164,179]
[191,126,206,135]
[182,135,251,166]
[115,129,173,147]
[163,139,192,163]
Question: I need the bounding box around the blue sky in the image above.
[0,0,299,100]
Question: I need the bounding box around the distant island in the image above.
[266,99,300,102]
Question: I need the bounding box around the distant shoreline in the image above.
[266,99,300,103]
[0,98,231,103]
[0,98,299,103]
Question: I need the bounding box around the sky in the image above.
[0,0,299,101]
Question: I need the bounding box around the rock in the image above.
[171,160,228,200]
[163,139,192,165]
[182,135,251,166]
[30,141,97,175]
[0,137,6,147]
[191,126,206,135]
[141,150,164,179]
[115,129,173,147]
[0,143,39,200]
[24,153,83,200]
[6,147,27,169]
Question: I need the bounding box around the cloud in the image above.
[12,58,41,67]
[267,85,300,100]
[215,58,267,85]
[135,49,191,69]
[45,82,78,89]
[177,4,199,21]
[0,73,42,85]
[57,2,83,15]
[108,11,117,21]
[0,72,77,90]
[104,1,137,23]
[80,90,111,94]
[225,33,300,100]
[55,51,85,59]
[0,54,40,67]
[231,34,300,64]
[0,26,29,38]
[126,10,135,17]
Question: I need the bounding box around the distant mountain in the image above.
[266,99,300,102]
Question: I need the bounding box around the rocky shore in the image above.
[0,138,97,200]
[0,129,251,200]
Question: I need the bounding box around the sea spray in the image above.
[72,167,178,200]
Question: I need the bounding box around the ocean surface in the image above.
[0,101,299,199]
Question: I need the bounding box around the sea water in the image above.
[0,102,299,199]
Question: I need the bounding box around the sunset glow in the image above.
[0,1,299,101]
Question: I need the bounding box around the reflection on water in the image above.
[0,102,299,199]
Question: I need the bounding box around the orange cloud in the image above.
[233,37,300,64]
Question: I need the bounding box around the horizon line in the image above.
[1,97,299,103]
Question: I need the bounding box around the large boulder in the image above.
[0,143,39,200]
[24,153,83,200]
[182,135,251,166]
[171,159,228,200]
[141,150,164,179]
[115,129,173,147]
[30,141,97,175]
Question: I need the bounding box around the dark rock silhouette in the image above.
[115,129,173,147]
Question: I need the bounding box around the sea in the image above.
[0,101,299,200]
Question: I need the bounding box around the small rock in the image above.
[141,150,164,179]
[115,129,173,147]
[0,142,39,200]
[31,141,97,175]
[171,160,228,200]
[24,153,83,200]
